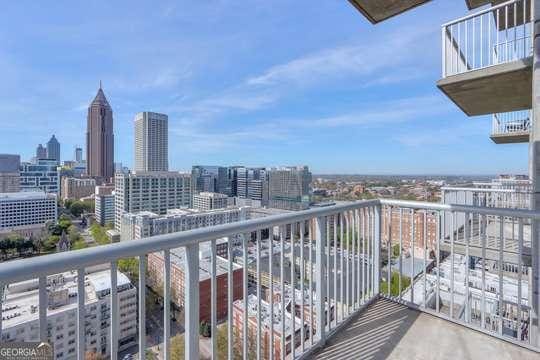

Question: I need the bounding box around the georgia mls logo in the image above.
[0,342,53,360]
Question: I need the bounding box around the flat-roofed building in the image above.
[20,159,60,194]
[95,185,115,226]
[0,268,137,359]
[0,191,57,239]
[114,171,191,231]
[193,191,228,211]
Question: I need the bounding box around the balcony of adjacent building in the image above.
[490,109,531,143]
[0,198,539,359]
[437,0,532,116]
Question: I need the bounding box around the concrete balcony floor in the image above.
[314,299,538,360]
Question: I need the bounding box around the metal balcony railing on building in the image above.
[491,110,531,143]
[0,199,538,359]
[438,0,533,116]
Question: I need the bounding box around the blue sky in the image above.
[0,0,529,174]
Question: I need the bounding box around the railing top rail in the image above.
[380,199,540,219]
[441,0,527,28]
[0,199,380,284]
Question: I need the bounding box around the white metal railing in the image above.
[442,0,532,77]
[442,184,531,210]
[492,110,531,137]
[0,199,538,359]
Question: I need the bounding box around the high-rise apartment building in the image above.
[267,166,312,211]
[20,159,60,194]
[114,171,191,231]
[0,154,20,193]
[75,147,83,162]
[191,165,230,195]
[95,185,115,226]
[60,177,96,200]
[86,84,114,182]
[193,192,229,211]
[36,144,47,159]
[134,112,168,172]
[46,135,60,163]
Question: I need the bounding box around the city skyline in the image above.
[0,1,529,175]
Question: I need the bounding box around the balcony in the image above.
[490,110,530,143]
[437,0,532,116]
[0,199,538,359]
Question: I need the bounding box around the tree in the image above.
[69,201,85,217]
[170,334,185,360]
[43,235,60,252]
[118,258,139,282]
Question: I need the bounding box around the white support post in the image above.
[315,216,327,345]
[185,243,200,360]
[531,0,540,346]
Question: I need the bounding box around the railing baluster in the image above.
[39,276,47,343]
[138,257,146,360]
[326,217,331,323]
[300,222,305,354]
[388,206,392,297]
[256,231,262,360]
[243,234,248,360]
[291,222,296,357]
[308,222,313,348]
[334,214,338,325]
[481,214,487,330]
[498,216,504,336]
[351,211,356,310]
[436,212,440,313]
[315,216,326,345]
[163,250,171,360]
[345,212,350,315]
[450,211,455,319]
[356,210,361,306]
[227,239,233,360]
[210,240,217,360]
[269,227,275,358]
[517,218,523,342]
[374,205,381,296]
[362,209,366,304]
[411,209,415,304]
[77,268,85,360]
[110,261,118,360]
[465,212,470,323]
[423,211,427,308]
[340,213,344,321]
[399,209,403,300]
[280,226,285,360]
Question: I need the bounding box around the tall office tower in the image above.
[0,154,21,193]
[20,159,60,194]
[36,144,47,159]
[191,166,230,195]
[268,166,312,211]
[46,135,60,163]
[114,171,191,231]
[236,167,268,205]
[86,83,114,182]
[134,112,168,171]
[75,146,83,162]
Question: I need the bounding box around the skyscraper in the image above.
[268,166,312,210]
[134,112,168,172]
[86,83,114,182]
[75,147,83,162]
[46,135,60,163]
[191,166,230,195]
[36,144,47,159]
[0,154,20,193]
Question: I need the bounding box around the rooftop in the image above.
[0,191,55,201]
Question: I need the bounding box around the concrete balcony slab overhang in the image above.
[347,0,431,24]
[437,57,532,116]
[490,131,529,144]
